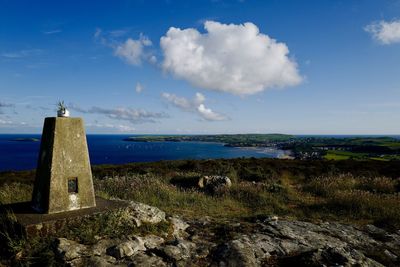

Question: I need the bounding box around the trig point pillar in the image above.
[31,115,96,214]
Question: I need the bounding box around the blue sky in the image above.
[1,0,400,134]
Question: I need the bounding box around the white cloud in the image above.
[365,19,400,45]
[0,118,27,126]
[86,122,136,133]
[114,35,152,65]
[162,92,192,110]
[95,28,154,65]
[87,106,167,123]
[197,104,226,121]
[69,104,168,124]
[160,21,302,95]
[135,82,144,93]
[162,92,227,121]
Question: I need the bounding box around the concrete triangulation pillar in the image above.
[31,117,96,214]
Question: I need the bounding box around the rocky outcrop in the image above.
[55,238,88,262]
[54,201,400,267]
[210,220,400,266]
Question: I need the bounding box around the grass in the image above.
[94,168,400,230]
[1,159,399,227]
[324,150,368,160]
[0,182,32,204]
[1,158,400,265]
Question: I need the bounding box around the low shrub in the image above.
[0,182,32,204]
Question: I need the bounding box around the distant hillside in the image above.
[123,133,294,147]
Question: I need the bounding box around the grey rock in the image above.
[127,201,166,227]
[214,239,259,267]
[162,245,183,261]
[129,252,168,267]
[211,220,398,267]
[91,239,118,257]
[52,202,400,267]
[142,234,165,249]
[55,238,88,262]
[110,199,166,227]
[107,237,146,259]
[87,255,119,267]
[162,239,197,262]
[198,175,232,194]
[383,249,398,260]
[169,216,190,238]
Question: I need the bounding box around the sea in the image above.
[0,134,288,171]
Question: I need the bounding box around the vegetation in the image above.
[0,205,172,266]
[324,150,368,160]
[1,158,399,225]
[92,159,400,230]
[1,158,400,265]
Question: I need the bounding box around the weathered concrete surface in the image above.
[31,117,96,214]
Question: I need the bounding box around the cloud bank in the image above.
[86,122,136,133]
[162,92,227,121]
[365,19,400,45]
[70,104,168,124]
[160,21,302,95]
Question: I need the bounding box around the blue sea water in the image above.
[0,134,286,171]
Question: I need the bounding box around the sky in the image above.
[0,0,400,134]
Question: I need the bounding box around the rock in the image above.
[162,239,197,262]
[162,245,182,261]
[169,216,189,238]
[198,175,232,194]
[213,239,259,267]
[142,235,165,249]
[263,215,279,223]
[129,252,168,267]
[55,238,88,262]
[308,246,384,267]
[51,202,400,267]
[107,237,146,259]
[211,219,398,267]
[124,201,166,227]
[364,224,390,241]
[87,255,119,267]
[383,249,398,260]
[91,239,119,256]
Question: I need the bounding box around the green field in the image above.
[324,150,368,160]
